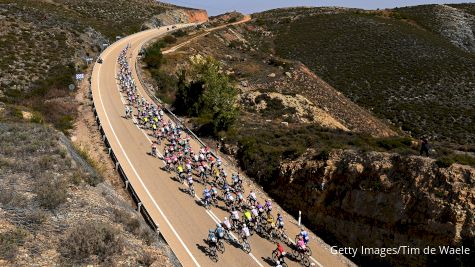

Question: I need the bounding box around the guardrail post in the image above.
[115,162,119,171]
[137,202,142,212]
[103,135,106,142]
[125,180,129,189]
[108,148,112,155]
[298,210,302,226]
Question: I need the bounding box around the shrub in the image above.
[163,35,176,44]
[0,228,28,261]
[138,251,156,266]
[435,157,455,168]
[60,222,123,263]
[172,29,187,37]
[174,55,238,134]
[34,174,68,210]
[143,41,165,69]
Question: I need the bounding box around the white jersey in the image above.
[231,210,239,220]
[223,219,231,229]
[251,208,259,217]
[242,227,250,237]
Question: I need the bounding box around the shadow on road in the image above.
[196,242,210,256]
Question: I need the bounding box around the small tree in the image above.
[174,55,238,134]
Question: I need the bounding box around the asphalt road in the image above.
[91,23,351,267]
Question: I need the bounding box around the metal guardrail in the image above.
[90,85,158,232]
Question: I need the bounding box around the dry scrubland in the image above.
[251,5,475,147]
[0,123,175,266]
[0,0,201,131]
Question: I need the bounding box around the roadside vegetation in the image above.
[143,41,238,135]
[0,123,170,265]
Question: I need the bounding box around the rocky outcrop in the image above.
[434,5,475,53]
[146,8,208,28]
[273,150,475,266]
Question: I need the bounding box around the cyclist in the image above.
[251,206,259,219]
[230,209,240,228]
[222,217,232,231]
[224,191,235,208]
[276,213,284,230]
[208,229,217,249]
[187,175,194,194]
[241,223,250,244]
[215,223,225,241]
[203,188,212,205]
[210,186,219,204]
[125,105,130,118]
[275,243,286,264]
[236,191,244,207]
[243,209,253,227]
[299,228,309,244]
[265,199,273,213]
[296,235,307,252]
[248,190,257,206]
[151,142,157,157]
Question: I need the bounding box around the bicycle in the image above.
[291,247,310,266]
[208,244,218,262]
[217,239,225,253]
[241,237,251,253]
[188,184,195,196]
[272,249,288,267]
[202,198,211,210]
[294,235,312,256]
[275,228,290,245]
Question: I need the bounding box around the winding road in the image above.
[91,21,352,267]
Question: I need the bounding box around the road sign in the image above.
[68,84,75,91]
[75,73,84,80]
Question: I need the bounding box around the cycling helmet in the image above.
[209,229,213,233]
[243,224,246,227]
[224,217,228,220]
[282,252,287,256]
[216,223,221,227]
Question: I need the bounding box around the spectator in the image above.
[420,136,430,156]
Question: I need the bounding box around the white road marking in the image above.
[95,42,201,267]
[109,35,264,266]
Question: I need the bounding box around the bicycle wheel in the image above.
[217,240,225,253]
[281,262,288,267]
[302,255,310,267]
[272,250,279,261]
[291,249,301,261]
[243,242,251,253]
[305,246,312,256]
[209,246,218,262]
[280,231,289,243]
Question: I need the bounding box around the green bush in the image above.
[172,29,187,37]
[143,41,165,69]
[174,55,238,134]
[163,35,177,44]
[435,157,455,168]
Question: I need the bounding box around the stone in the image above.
[268,73,276,78]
